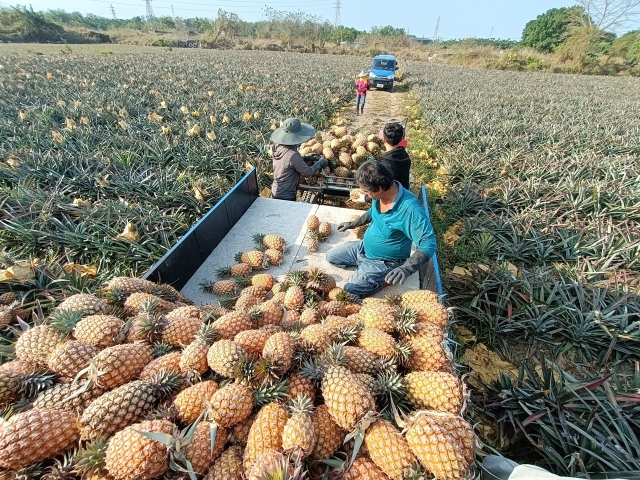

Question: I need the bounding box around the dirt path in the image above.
[346,86,408,135]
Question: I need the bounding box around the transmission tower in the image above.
[333,0,341,28]
[144,0,156,22]
[109,4,117,19]
[171,5,175,18]
[489,26,494,38]
[432,15,440,43]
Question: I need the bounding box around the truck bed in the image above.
[181,198,421,305]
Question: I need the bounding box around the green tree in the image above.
[521,7,585,52]
[327,26,359,43]
[371,25,406,36]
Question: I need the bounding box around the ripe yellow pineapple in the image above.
[105,276,156,295]
[73,314,124,348]
[405,412,476,480]
[410,302,450,328]
[299,324,335,351]
[322,365,376,431]
[306,231,320,252]
[252,273,275,290]
[247,449,292,480]
[161,315,201,346]
[240,250,267,270]
[173,380,219,424]
[204,445,244,480]
[306,215,320,231]
[165,305,201,320]
[358,327,401,359]
[342,346,379,375]
[211,279,237,296]
[259,300,284,327]
[241,285,269,300]
[343,456,390,480]
[311,404,345,461]
[231,413,256,446]
[84,342,154,390]
[286,373,316,402]
[322,300,348,317]
[180,323,218,374]
[57,293,107,316]
[209,381,254,427]
[262,332,296,375]
[282,395,317,458]
[15,322,67,368]
[32,381,104,412]
[401,289,440,306]
[261,234,287,252]
[207,339,248,378]
[104,419,174,480]
[79,371,180,440]
[404,371,462,413]
[284,285,305,310]
[365,418,418,480]
[407,333,450,372]
[47,340,100,378]
[220,263,252,278]
[318,221,332,238]
[123,292,175,316]
[360,302,398,333]
[184,422,228,474]
[139,351,182,380]
[0,408,80,469]
[212,311,254,340]
[235,329,273,357]
[244,402,290,476]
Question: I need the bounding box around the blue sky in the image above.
[7,0,581,40]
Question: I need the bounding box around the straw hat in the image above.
[358,70,369,77]
[270,118,315,146]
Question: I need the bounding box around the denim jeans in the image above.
[326,241,404,298]
[356,94,366,109]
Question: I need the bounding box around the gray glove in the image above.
[385,251,429,285]
[337,212,371,232]
[312,157,328,172]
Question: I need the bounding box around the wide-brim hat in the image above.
[358,70,369,77]
[270,118,315,145]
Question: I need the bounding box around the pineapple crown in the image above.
[48,309,84,336]
[147,370,183,398]
[395,308,418,336]
[198,279,216,293]
[43,448,77,480]
[153,342,175,357]
[139,297,161,314]
[234,275,251,289]
[17,372,56,399]
[217,293,239,309]
[73,437,107,478]
[195,322,218,343]
[215,265,232,278]
[285,270,307,287]
[287,394,314,416]
[253,356,284,385]
[252,232,267,250]
[254,379,289,406]
[100,286,129,306]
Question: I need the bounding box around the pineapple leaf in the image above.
[133,430,175,445]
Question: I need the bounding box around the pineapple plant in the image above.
[172,380,219,424]
[0,408,80,469]
[282,394,317,458]
[79,370,181,440]
[103,419,174,480]
[404,412,476,480]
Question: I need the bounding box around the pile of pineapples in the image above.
[0,234,474,480]
[298,126,383,186]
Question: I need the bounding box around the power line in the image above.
[110,3,117,18]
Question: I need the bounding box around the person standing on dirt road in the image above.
[270,118,328,201]
[328,161,436,298]
[355,70,370,116]
[379,122,411,189]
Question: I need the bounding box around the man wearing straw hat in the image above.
[270,118,328,201]
[355,70,371,115]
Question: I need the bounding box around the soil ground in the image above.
[347,85,408,135]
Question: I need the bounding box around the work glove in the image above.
[312,157,328,171]
[337,212,372,232]
[385,250,430,285]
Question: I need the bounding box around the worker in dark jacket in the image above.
[270,118,328,201]
[379,122,411,189]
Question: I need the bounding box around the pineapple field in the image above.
[1,44,639,479]
[405,63,640,475]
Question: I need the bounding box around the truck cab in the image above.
[369,54,398,90]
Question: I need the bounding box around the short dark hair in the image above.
[383,122,404,146]
[356,161,394,192]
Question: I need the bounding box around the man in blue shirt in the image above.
[327,161,436,298]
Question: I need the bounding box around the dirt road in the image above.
[347,86,408,135]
